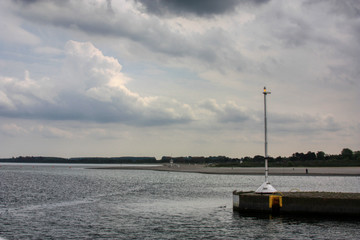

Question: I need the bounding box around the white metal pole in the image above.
[263,87,270,183]
[255,87,276,193]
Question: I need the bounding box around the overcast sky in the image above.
[0,0,359,159]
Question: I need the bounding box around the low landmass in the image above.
[0,148,359,168]
[89,164,360,176]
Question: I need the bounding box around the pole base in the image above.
[255,182,277,194]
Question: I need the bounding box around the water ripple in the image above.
[0,166,359,239]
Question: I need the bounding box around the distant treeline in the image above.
[212,148,360,167]
[0,156,157,164]
[0,148,359,167]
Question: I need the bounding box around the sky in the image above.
[0,0,359,159]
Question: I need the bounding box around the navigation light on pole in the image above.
[255,87,277,194]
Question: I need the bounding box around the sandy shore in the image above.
[90,164,360,176]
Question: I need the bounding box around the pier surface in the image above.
[233,191,360,217]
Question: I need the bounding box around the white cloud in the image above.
[64,40,130,89]
[32,125,74,139]
[0,71,56,112]
[0,123,28,136]
[0,90,16,110]
[0,40,195,125]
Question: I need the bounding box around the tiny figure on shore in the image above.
[306,168,308,174]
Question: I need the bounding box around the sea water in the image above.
[0,164,359,239]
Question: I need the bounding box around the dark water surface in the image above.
[1,164,359,239]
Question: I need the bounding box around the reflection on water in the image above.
[0,165,359,239]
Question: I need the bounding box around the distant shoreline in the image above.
[89,164,360,176]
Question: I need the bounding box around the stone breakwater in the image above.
[233,191,360,217]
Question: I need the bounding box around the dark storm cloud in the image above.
[10,0,246,71]
[135,0,270,16]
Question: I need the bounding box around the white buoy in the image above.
[255,87,277,194]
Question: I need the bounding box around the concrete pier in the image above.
[233,191,360,217]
